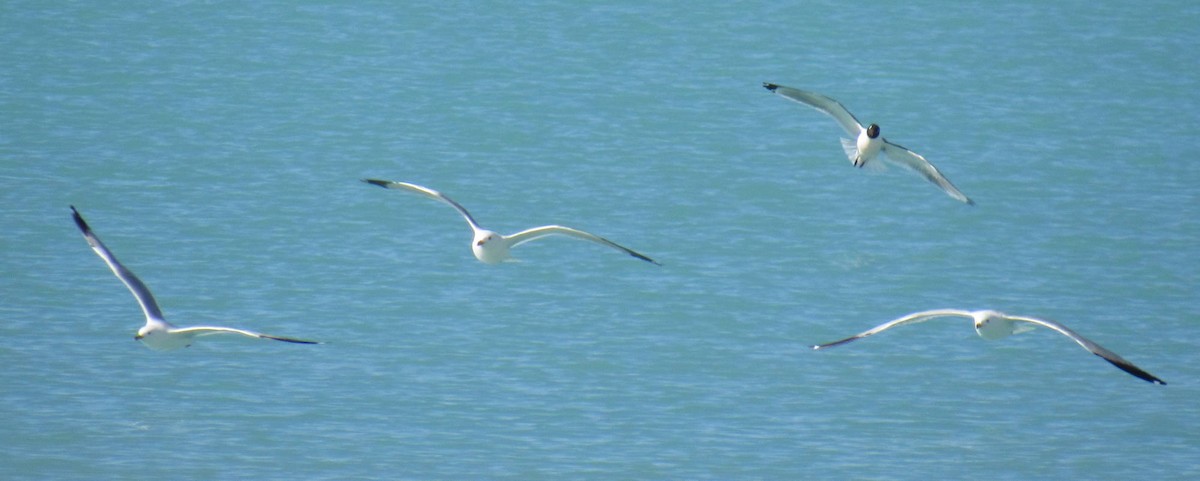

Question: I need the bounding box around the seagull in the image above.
[70,206,320,351]
[762,82,974,205]
[362,179,660,265]
[812,309,1165,384]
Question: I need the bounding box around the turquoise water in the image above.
[3,1,1199,479]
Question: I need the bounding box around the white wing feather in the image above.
[506,225,660,265]
[1005,315,1165,384]
[71,207,169,323]
[764,83,864,137]
[880,142,974,205]
[171,326,319,344]
[363,179,483,230]
[812,309,975,350]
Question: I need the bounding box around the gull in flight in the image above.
[362,179,661,265]
[812,309,1165,384]
[71,206,320,351]
[762,82,974,205]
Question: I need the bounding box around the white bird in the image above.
[71,206,320,351]
[362,179,661,266]
[812,309,1165,384]
[763,82,974,205]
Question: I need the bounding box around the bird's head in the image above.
[973,310,1014,340]
[474,231,498,247]
[471,230,509,264]
[866,124,880,139]
[134,325,154,341]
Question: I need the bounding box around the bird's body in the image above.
[763,82,973,205]
[71,206,319,351]
[813,309,1165,384]
[841,124,884,169]
[362,179,660,266]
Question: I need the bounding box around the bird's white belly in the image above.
[473,243,510,264]
[857,133,882,164]
[139,332,193,351]
[975,319,1017,340]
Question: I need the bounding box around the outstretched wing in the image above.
[362,179,482,231]
[1006,315,1165,385]
[812,309,975,350]
[506,225,660,265]
[763,82,864,137]
[880,142,974,205]
[71,206,167,322]
[171,326,320,345]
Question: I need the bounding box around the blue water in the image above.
[3,1,1198,479]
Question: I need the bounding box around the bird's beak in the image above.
[134,334,143,340]
[476,240,485,246]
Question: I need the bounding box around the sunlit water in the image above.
[3,1,1198,479]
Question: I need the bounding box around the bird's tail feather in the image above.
[839,138,858,165]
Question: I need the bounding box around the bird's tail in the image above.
[839,138,860,166]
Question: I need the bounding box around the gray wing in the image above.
[71,206,167,322]
[1006,315,1165,385]
[812,309,975,350]
[763,82,864,137]
[172,326,320,345]
[362,179,483,231]
[880,141,975,205]
[506,225,660,265]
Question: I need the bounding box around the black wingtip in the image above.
[811,336,861,351]
[634,253,663,266]
[763,82,779,92]
[361,178,390,188]
[267,336,322,345]
[1099,355,1167,385]
[70,205,91,233]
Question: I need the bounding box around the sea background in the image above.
[2,1,1198,479]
